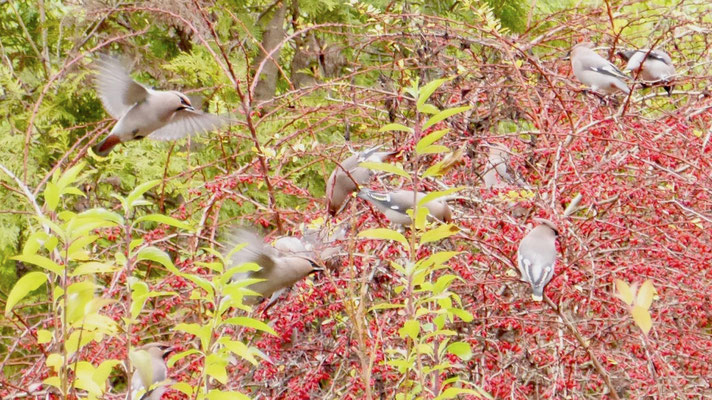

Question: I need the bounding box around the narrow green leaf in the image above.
[126,180,160,208]
[358,161,411,179]
[379,123,413,133]
[222,317,277,336]
[417,103,440,114]
[136,246,176,272]
[206,390,251,400]
[358,228,409,248]
[12,254,63,275]
[415,128,449,154]
[417,78,451,107]
[134,214,193,231]
[423,106,472,130]
[418,187,462,207]
[167,349,202,367]
[420,224,459,245]
[44,182,60,212]
[77,208,124,225]
[399,319,420,341]
[71,262,117,276]
[5,272,47,316]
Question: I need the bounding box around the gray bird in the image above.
[326,146,397,216]
[617,49,675,95]
[357,188,452,226]
[517,218,558,301]
[130,343,175,400]
[228,229,321,305]
[482,143,528,189]
[92,55,230,156]
[569,43,630,95]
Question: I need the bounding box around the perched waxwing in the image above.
[357,188,452,226]
[517,218,559,301]
[482,142,528,189]
[92,55,231,156]
[326,146,397,216]
[617,49,675,95]
[130,343,175,400]
[228,229,321,305]
[569,43,630,95]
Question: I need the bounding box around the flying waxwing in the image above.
[357,188,452,226]
[569,43,630,95]
[482,143,528,189]
[228,229,321,305]
[92,55,231,156]
[130,343,175,400]
[326,146,397,216]
[517,218,559,301]
[617,49,675,95]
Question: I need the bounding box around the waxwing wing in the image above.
[92,54,231,156]
[326,146,397,216]
[617,49,675,95]
[569,43,630,95]
[517,218,559,301]
[228,229,321,305]
[357,188,452,226]
[130,343,175,400]
[482,142,528,189]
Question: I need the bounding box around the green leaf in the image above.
[44,182,60,212]
[417,103,440,114]
[358,161,411,179]
[423,106,472,130]
[134,214,193,231]
[418,187,462,207]
[78,208,124,225]
[632,305,652,335]
[358,228,409,248]
[5,272,48,316]
[446,341,472,361]
[217,338,258,365]
[70,262,117,276]
[417,78,451,107]
[415,128,449,155]
[399,319,420,341]
[56,162,86,190]
[222,317,277,336]
[176,323,212,350]
[206,353,228,384]
[167,349,202,367]
[206,389,251,400]
[379,123,413,133]
[126,180,160,209]
[420,224,459,245]
[135,246,177,272]
[12,254,63,275]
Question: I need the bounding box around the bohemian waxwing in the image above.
[617,49,675,95]
[569,43,630,95]
[482,142,528,189]
[130,343,175,400]
[517,218,559,301]
[228,229,321,305]
[357,188,452,226]
[326,146,397,216]
[92,55,230,156]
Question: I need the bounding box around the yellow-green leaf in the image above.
[636,280,655,310]
[379,123,413,133]
[417,78,451,107]
[134,214,193,231]
[5,271,48,316]
[415,128,449,154]
[12,254,62,275]
[420,224,459,245]
[37,329,52,344]
[423,106,471,130]
[399,319,420,340]
[614,279,634,306]
[631,305,652,335]
[358,228,409,248]
[221,317,277,336]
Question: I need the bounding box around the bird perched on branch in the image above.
[130,343,175,400]
[517,218,559,301]
[227,229,322,305]
[357,188,452,226]
[326,146,397,216]
[617,49,675,95]
[482,142,528,189]
[92,54,231,156]
[568,43,630,95]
